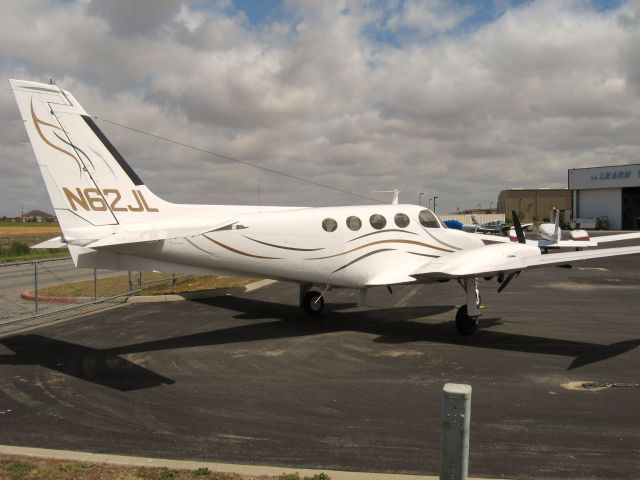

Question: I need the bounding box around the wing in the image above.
[473,231,639,248]
[411,243,640,280]
[590,232,640,243]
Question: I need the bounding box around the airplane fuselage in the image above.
[109,204,484,288]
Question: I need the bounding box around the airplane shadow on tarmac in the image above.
[0,295,638,391]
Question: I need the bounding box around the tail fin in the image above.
[552,207,561,239]
[10,79,168,232]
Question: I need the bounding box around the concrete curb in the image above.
[0,445,444,480]
[19,279,277,305]
[20,290,83,304]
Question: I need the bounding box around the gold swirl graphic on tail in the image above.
[30,97,82,174]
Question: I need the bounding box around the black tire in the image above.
[455,305,479,335]
[302,291,324,315]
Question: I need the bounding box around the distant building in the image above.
[458,208,498,215]
[569,164,640,230]
[497,189,571,224]
[21,209,57,222]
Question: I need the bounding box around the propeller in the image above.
[511,210,526,244]
[498,271,519,293]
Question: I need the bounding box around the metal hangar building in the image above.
[496,189,571,224]
[569,164,640,230]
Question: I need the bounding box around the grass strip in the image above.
[0,249,69,264]
[0,455,331,480]
[0,223,62,236]
[35,273,256,298]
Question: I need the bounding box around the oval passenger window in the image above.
[346,216,362,231]
[394,213,410,228]
[322,218,338,232]
[369,214,387,230]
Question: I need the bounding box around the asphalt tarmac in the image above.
[0,254,639,479]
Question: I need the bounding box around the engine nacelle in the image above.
[570,229,590,241]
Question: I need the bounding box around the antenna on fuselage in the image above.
[373,189,400,205]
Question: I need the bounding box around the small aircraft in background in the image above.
[10,79,640,336]
[469,215,533,235]
[444,215,532,236]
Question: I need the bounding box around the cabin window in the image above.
[322,218,338,232]
[394,213,410,228]
[369,214,387,230]
[419,210,440,228]
[346,216,362,231]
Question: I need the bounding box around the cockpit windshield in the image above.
[418,209,441,228]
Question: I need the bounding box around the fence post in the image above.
[93,268,97,300]
[128,271,133,292]
[440,383,472,480]
[34,260,39,315]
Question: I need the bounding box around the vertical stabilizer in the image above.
[10,79,168,232]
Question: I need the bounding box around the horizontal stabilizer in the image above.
[31,236,68,249]
[86,220,238,249]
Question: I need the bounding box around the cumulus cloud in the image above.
[1,0,640,216]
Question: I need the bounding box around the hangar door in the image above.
[622,187,640,230]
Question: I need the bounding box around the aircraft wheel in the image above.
[302,291,324,315]
[455,305,479,335]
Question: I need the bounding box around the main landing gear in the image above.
[455,305,479,335]
[455,277,481,335]
[300,284,325,315]
[298,280,483,334]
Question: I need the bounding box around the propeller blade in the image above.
[511,210,526,244]
[498,272,519,293]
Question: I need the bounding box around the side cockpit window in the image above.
[419,210,440,228]
[322,218,338,232]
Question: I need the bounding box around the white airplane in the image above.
[10,79,640,335]
[461,215,532,235]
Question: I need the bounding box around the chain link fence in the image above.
[0,257,181,326]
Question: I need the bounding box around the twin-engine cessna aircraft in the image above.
[10,79,640,335]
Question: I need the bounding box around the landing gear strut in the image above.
[300,284,324,315]
[455,276,481,335]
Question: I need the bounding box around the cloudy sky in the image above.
[1,0,639,216]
